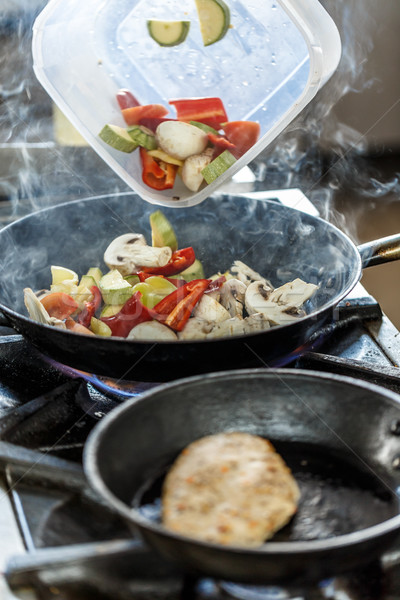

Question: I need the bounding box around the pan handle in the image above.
[0,308,11,327]
[358,233,400,268]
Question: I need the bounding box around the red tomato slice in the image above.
[221,121,261,157]
[122,104,169,126]
[40,293,78,320]
[65,317,95,335]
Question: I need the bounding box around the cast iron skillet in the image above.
[0,192,399,381]
[83,368,400,585]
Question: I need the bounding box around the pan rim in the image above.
[0,192,362,346]
[84,367,400,556]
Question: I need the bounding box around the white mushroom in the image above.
[268,278,319,309]
[206,316,248,338]
[242,313,271,333]
[127,321,178,341]
[177,317,214,340]
[219,278,247,318]
[230,260,273,288]
[104,233,172,277]
[192,293,231,324]
[181,148,213,192]
[156,121,209,160]
[245,279,316,326]
[24,288,66,328]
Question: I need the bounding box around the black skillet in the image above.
[0,192,399,381]
[83,368,400,585]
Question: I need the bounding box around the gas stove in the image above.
[0,189,400,599]
[0,282,400,599]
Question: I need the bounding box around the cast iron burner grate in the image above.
[1,283,400,599]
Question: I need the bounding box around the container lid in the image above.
[32,0,341,208]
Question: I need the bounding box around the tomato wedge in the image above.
[221,121,261,158]
[122,104,169,126]
[40,293,78,320]
[65,317,95,335]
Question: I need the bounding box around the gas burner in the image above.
[218,565,384,600]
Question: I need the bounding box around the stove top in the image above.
[1,278,400,599]
[0,189,399,599]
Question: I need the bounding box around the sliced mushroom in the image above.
[181,148,213,192]
[127,321,178,341]
[219,278,247,318]
[206,316,247,339]
[245,279,316,326]
[104,233,172,277]
[192,293,231,324]
[230,260,273,288]
[268,278,319,309]
[24,288,66,328]
[177,317,214,340]
[245,281,273,315]
[242,312,271,333]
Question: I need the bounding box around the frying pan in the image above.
[83,368,400,585]
[0,192,399,381]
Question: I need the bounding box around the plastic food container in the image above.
[32,0,341,208]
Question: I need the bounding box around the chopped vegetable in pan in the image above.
[24,211,318,340]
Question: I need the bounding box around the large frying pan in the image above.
[83,368,400,585]
[0,192,399,381]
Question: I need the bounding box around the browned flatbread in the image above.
[162,431,300,547]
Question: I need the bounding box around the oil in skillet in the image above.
[134,440,398,542]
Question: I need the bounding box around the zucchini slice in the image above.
[201,149,236,184]
[195,0,230,46]
[98,124,138,153]
[147,20,190,47]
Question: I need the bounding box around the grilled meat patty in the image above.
[162,431,300,547]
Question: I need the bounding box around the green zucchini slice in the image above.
[147,20,190,47]
[201,149,236,184]
[195,0,230,46]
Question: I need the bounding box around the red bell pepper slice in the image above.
[122,104,169,126]
[163,279,211,331]
[153,278,210,330]
[221,121,260,158]
[152,279,198,316]
[100,292,154,338]
[169,97,228,130]
[140,148,178,191]
[116,89,140,110]
[40,292,78,320]
[205,275,226,294]
[141,247,195,276]
[78,285,102,328]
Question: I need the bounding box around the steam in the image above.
[0,0,398,235]
[251,0,400,239]
[0,2,128,225]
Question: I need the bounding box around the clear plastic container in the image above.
[32,0,341,208]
